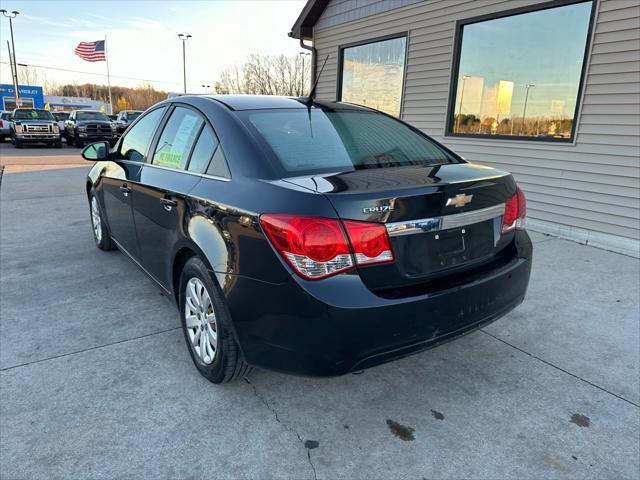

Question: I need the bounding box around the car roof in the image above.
[206,94,373,112]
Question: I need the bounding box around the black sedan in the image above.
[82,95,532,383]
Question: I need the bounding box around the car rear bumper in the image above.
[223,232,533,376]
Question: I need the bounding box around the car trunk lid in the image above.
[284,163,518,291]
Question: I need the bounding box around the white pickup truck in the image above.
[10,108,62,148]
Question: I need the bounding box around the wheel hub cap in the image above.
[185,277,218,364]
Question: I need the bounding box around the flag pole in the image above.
[104,35,113,114]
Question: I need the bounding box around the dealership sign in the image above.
[0,84,45,109]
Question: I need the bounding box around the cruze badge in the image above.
[446,194,473,208]
[363,205,394,214]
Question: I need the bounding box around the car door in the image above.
[132,104,209,288]
[100,106,167,260]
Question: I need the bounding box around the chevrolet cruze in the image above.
[83,95,532,383]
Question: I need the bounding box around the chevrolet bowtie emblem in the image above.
[446,194,473,208]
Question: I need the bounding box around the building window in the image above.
[447,0,594,142]
[339,34,407,117]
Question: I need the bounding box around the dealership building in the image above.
[290,0,640,257]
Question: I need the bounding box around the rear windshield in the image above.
[13,109,54,121]
[242,109,457,175]
[128,112,141,121]
[76,111,109,121]
[53,112,69,120]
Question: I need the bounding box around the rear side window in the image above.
[152,107,204,170]
[119,107,165,162]
[206,147,230,178]
[243,109,456,175]
[187,124,219,174]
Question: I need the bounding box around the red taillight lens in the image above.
[501,188,527,234]
[343,220,394,265]
[260,215,395,280]
[260,215,354,280]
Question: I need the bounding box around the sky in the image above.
[0,0,306,93]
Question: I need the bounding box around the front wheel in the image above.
[179,257,250,384]
[54,139,62,148]
[75,134,84,148]
[89,193,115,250]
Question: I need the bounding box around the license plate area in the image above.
[400,220,497,277]
[434,228,466,256]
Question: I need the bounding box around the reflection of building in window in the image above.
[449,0,593,141]
[340,36,407,117]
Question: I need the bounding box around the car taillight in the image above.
[342,220,394,266]
[261,215,353,280]
[260,214,395,280]
[501,188,527,234]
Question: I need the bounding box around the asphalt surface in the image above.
[1,144,639,479]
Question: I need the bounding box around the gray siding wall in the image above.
[313,0,640,248]
[316,0,423,29]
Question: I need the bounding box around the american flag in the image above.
[74,40,106,62]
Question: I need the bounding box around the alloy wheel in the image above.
[185,277,218,364]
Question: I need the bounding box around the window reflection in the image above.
[340,36,407,117]
[450,1,593,140]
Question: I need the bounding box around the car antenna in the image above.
[299,54,329,108]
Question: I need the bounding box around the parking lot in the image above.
[1,143,639,479]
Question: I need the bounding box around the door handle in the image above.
[119,185,131,197]
[160,197,177,211]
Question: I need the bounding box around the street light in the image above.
[299,51,311,96]
[177,33,192,94]
[455,75,470,133]
[1,9,20,106]
[520,84,535,135]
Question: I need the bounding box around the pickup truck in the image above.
[52,111,70,134]
[114,110,142,135]
[64,110,118,148]
[10,108,62,148]
[0,111,11,142]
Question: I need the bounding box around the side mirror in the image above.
[82,141,110,161]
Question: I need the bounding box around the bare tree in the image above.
[215,53,311,96]
[17,65,39,85]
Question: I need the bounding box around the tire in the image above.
[89,192,115,251]
[14,139,22,149]
[75,135,84,148]
[54,139,62,148]
[179,257,250,384]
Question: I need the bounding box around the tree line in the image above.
[37,52,310,113]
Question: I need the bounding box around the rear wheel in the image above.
[89,193,115,250]
[179,257,250,384]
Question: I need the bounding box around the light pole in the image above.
[520,84,535,135]
[1,9,20,106]
[299,51,310,96]
[455,75,470,133]
[178,33,192,94]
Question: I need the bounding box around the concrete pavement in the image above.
[1,146,639,479]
